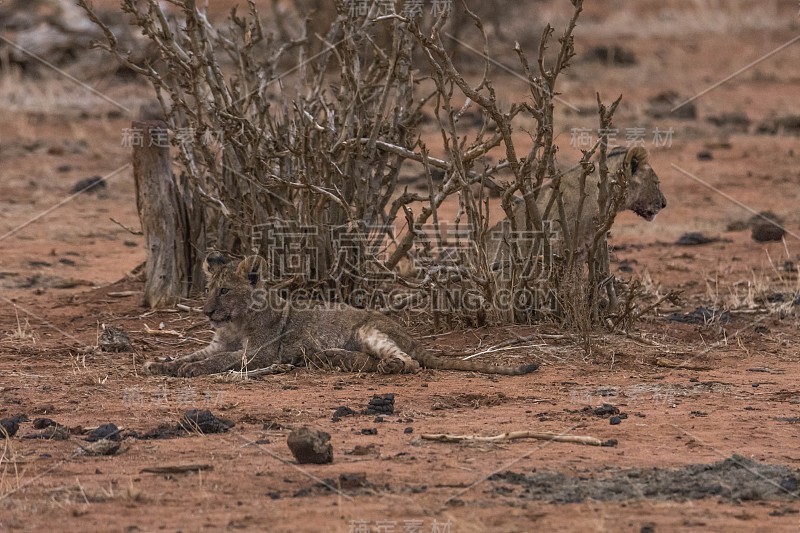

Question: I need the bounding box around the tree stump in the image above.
[132,120,187,307]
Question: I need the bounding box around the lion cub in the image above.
[144,253,539,378]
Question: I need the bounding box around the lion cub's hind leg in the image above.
[309,349,380,373]
[355,326,421,374]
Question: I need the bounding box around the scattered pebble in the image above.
[86,423,121,442]
[666,306,731,324]
[331,406,357,421]
[363,393,395,415]
[752,221,785,243]
[287,427,333,464]
[0,418,20,438]
[70,176,107,195]
[675,232,719,246]
[179,409,234,434]
[582,45,637,66]
[646,90,696,120]
[593,404,619,417]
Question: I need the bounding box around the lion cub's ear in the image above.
[204,251,228,276]
[236,256,267,287]
[624,146,649,175]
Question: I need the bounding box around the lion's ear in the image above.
[236,256,267,287]
[203,251,228,276]
[624,147,649,174]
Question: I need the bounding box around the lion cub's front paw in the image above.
[376,356,420,374]
[176,362,211,378]
[143,359,177,376]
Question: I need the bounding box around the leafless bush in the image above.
[80,0,635,332]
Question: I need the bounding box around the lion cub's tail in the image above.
[416,351,538,375]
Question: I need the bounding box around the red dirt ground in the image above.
[2,1,800,531]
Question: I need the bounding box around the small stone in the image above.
[594,404,619,417]
[676,232,717,246]
[610,416,622,425]
[179,410,234,434]
[363,394,395,415]
[0,418,19,438]
[33,418,57,429]
[70,176,107,195]
[286,427,333,464]
[752,222,785,243]
[86,423,121,442]
[331,406,357,421]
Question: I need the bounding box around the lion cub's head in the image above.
[201,253,268,328]
[613,146,667,221]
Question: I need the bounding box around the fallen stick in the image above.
[141,464,213,474]
[421,431,615,447]
[107,291,139,298]
[654,357,712,371]
[176,303,203,313]
[217,364,296,379]
[143,324,183,337]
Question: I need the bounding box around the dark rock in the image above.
[726,220,749,231]
[646,90,696,120]
[179,409,234,434]
[755,115,800,136]
[666,306,731,325]
[0,418,19,437]
[751,212,785,242]
[594,404,619,417]
[32,418,57,429]
[676,232,718,246]
[70,176,107,195]
[583,45,637,66]
[362,393,395,415]
[331,406,357,421]
[706,112,750,132]
[287,427,333,464]
[86,423,121,442]
[696,150,713,161]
